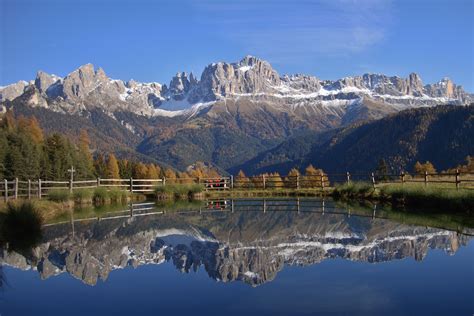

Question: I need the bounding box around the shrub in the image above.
[333,182,374,199]
[93,187,109,204]
[108,188,129,202]
[73,189,93,202]
[47,189,71,202]
[155,184,204,199]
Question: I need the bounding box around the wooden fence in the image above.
[1,170,473,202]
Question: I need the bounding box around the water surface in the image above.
[1,199,473,315]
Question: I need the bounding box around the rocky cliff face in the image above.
[1,56,471,119]
[1,56,472,173]
[1,209,470,286]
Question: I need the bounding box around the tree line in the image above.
[1,110,471,182]
[0,111,221,181]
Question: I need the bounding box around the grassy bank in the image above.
[155,184,204,200]
[0,188,141,223]
[332,182,473,213]
[46,187,132,204]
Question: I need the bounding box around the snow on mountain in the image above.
[0,55,471,119]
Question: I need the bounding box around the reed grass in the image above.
[73,189,93,203]
[155,184,204,199]
[47,189,71,202]
[333,182,473,213]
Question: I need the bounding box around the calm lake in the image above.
[1,198,473,315]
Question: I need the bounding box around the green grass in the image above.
[73,189,93,203]
[379,183,474,212]
[333,182,474,213]
[332,182,375,199]
[108,188,129,202]
[92,187,129,204]
[93,187,109,204]
[47,189,71,202]
[155,184,204,199]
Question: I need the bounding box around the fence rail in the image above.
[1,169,473,202]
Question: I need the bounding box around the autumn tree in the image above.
[18,116,44,144]
[75,129,95,179]
[106,154,120,179]
[164,168,177,183]
[414,161,436,176]
[286,168,300,188]
[235,170,249,188]
[146,164,161,179]
[266,172,283,189]
[304,164,326,188]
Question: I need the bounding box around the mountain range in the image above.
[2,205,471,286]
[1,56,472,174]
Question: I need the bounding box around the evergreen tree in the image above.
[118,159,133,178]
[94,153,107,178]
[376,158,389,181]
[43,134,74,180]
[0,131,8,179]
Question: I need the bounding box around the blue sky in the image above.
[1,0,473,91]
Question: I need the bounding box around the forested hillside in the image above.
[234,104,474,175]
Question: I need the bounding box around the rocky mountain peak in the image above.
[62,63,110,100]
[34,70,62,97]
[407,72,424,96]
[0,80,29,102]
[169,72,192,95]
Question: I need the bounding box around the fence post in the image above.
[371,172,376,189]
[38,179,42,199]
[28,179,31,200]
[320,172,325,189]
[97,177,100,187]
[69,178,73,194]
[163,177,166,186]
[296,175,299,189]
[263,174,266,190]
[14,178,18,199]
[4,179,7,202]
[130,178,133,193]
[346,172,350,184]
[424,171,428,187]
[455,169,460,191]
[230,175,234,190]
[401,171,405,186]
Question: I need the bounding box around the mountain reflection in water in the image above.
[1,199,472,287]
